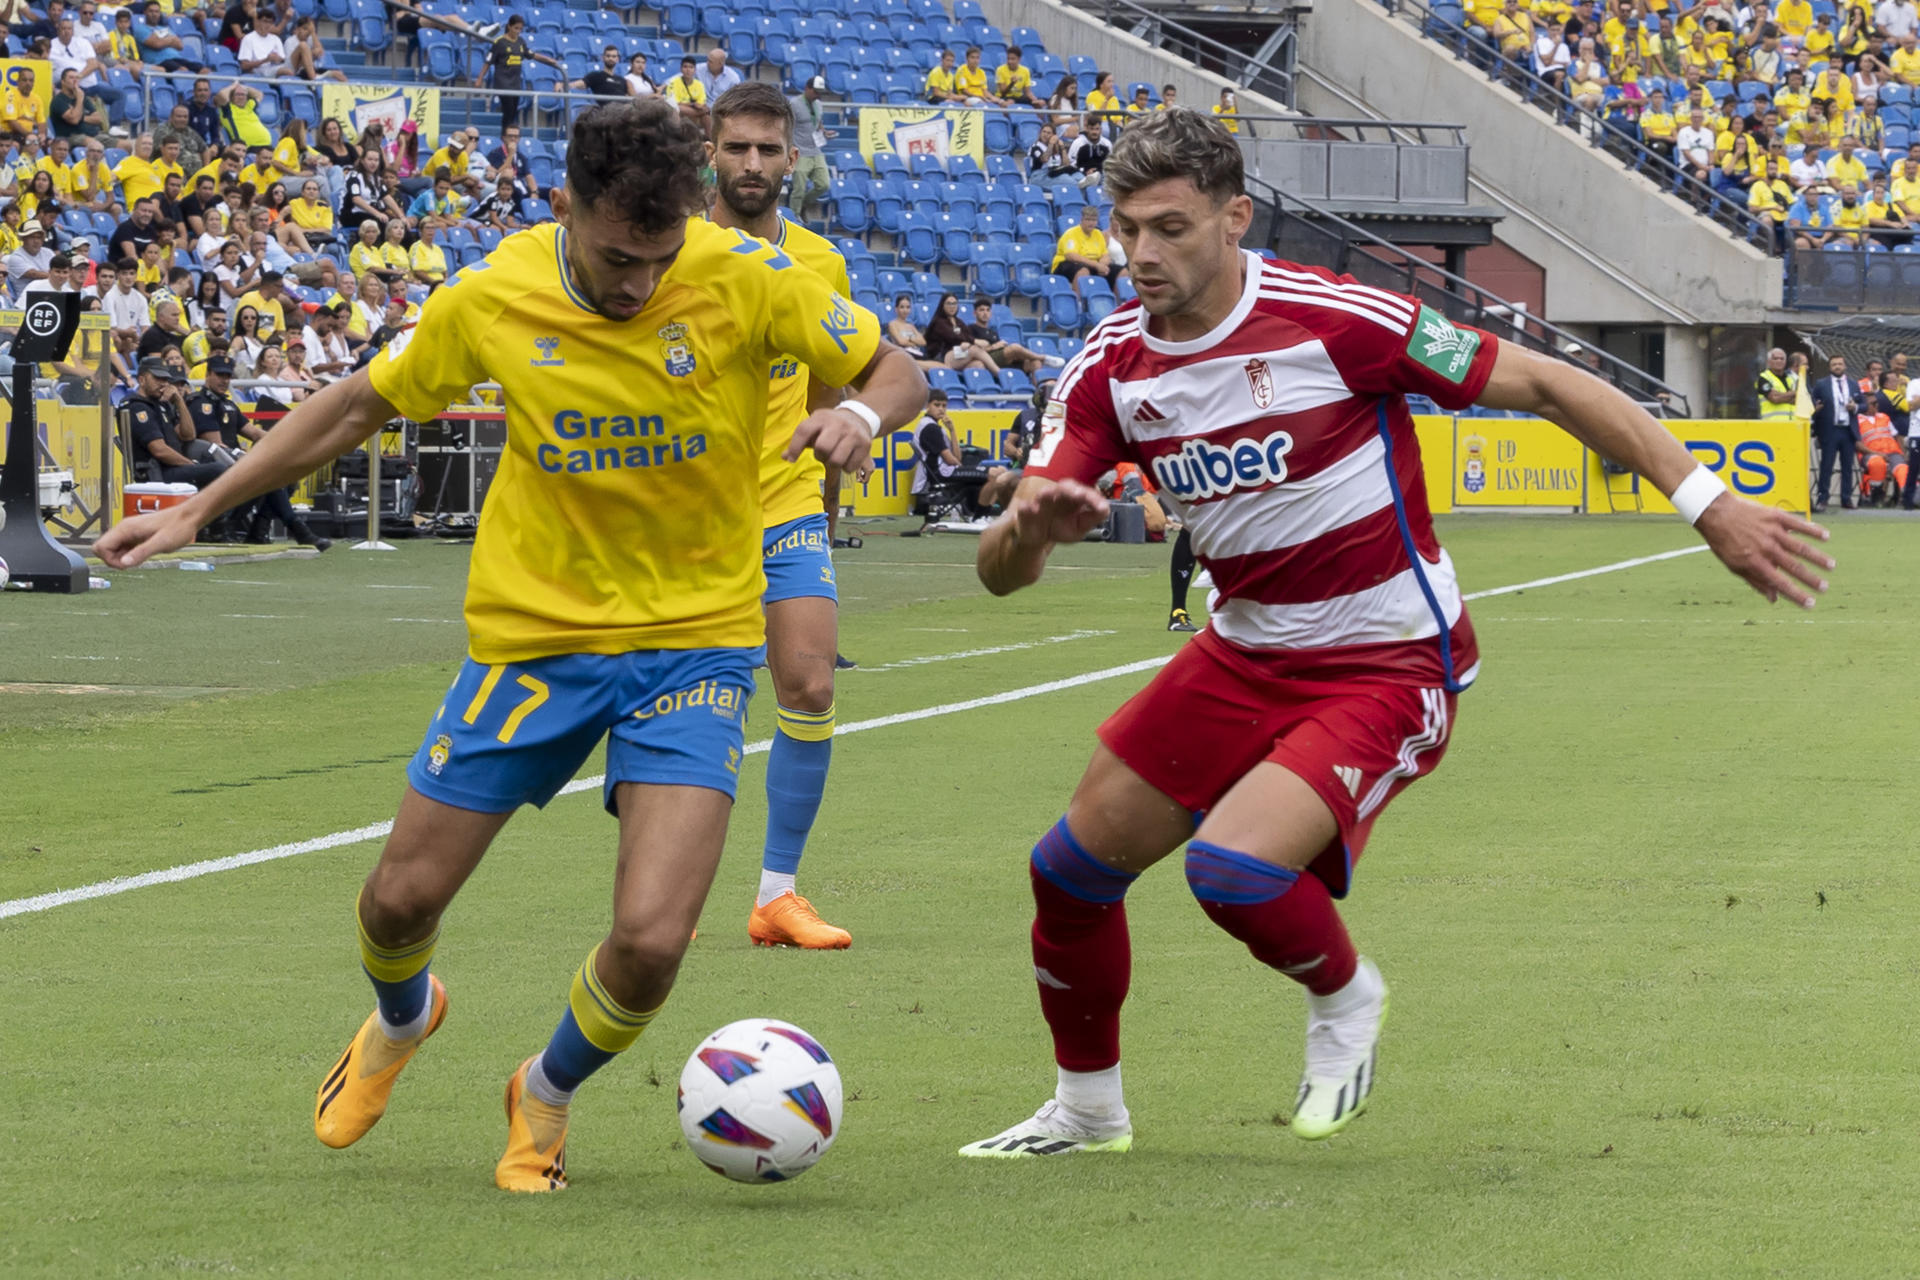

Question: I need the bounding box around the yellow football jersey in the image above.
[367,218,881,664]
[751,218,852,528]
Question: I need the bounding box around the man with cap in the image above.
[126,356,225,491]
[5,221,52,296]
[184,352,332,550]
[787,76,832,220]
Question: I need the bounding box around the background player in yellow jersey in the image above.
[94,98,928,1193]
[705,83,867,949]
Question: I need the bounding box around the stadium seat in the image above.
[872,175,907,232]
[925,366,963,397]
[522,197,554,222]
[873,152,909,182]
[899,210,940,266]
[998,368,1032,396]
[831,179,872,234]
[961,366,998,398]
[1042,276,1080,330]
[1081,276,1115,325]
[973,243,1012,297]
[937,212,975,265]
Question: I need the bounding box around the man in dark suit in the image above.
[1809,352,1861,513]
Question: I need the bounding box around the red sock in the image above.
[1187,842,1358,996]
[1030,865,1131,1072]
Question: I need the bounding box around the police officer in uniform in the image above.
[183,353,332,550]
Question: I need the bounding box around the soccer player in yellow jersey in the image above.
[704,82,865,949]
[94,98,928,1194]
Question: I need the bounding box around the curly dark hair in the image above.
[567,98,706,234]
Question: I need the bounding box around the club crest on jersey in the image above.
[531,336,563,367]
[1150,428,1295,501]
[658,321,696,378]
[1244,358,1273,409]
[1461,433,1487,494]
[426,733,452,776]
[1029,400,1067,468]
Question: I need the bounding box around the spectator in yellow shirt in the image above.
[37,138,77,201]
[1493,0,1534,60]
[995,47,1042,107]
[926,49,960,103]
[2,66,45,137]
[1774,70,1811,120]
[407,220,447,285]
[116,133,166,204]
[1084,70,1123,121]
[349,218,391,281]
[1774,0,1813,39]
[1828,134,1870,190]
[288,177,336,243]
[663,56,709,131]
[1803,12,1836,58]
[379,216,411,276]
[1890,157,1920,217]
[1748,172,1790,251]
[1811,65,1855,115]
[1127,85,1155,117]
[1864,176,1909,240]
[1639,90,1678,162]
[1051,204,1115,296]
[955,46,998,105]
[424,133,470,187]
[1892,33,1920,86]
[1829,183,1871,244]
[1211,88,1242,135]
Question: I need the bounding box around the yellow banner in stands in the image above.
[857,107,986,167]
[850,409,1010,516]
[326,83,440,151]
[1412,415,1453,515]
[1452,417,1587,508]
[1,59,54,119]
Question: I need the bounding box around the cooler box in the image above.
[1106,500,1147,544]
[122,482,197,518]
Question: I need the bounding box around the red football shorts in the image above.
[1097,628,1459,897]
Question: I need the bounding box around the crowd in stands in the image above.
[1443,0,1920,252]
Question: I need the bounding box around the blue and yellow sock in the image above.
[358,900,437,1035]
[761,703,834,901]
[527,945,662,1105]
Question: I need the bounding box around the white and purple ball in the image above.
[677,1018,843,1183]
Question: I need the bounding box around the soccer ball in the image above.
[677,1018,843,1183]
[0,556,9,590]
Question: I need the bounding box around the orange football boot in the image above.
[495,1057,571,1192]
[314,975,448,1149]
[748,892,852,949]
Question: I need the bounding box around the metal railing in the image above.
[1249,170,1693,414]
[1071,0,1293,106]
[1784,242,1920,312]
[1380,0,1771,254]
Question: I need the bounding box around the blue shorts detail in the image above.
[762,513,837,605]
[407,647,762,815]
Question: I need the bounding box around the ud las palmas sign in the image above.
[0,293,87,591]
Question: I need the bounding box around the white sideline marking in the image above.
[0,545,1714,922]
[858,629,1116,672]
[1459,546,1708,601]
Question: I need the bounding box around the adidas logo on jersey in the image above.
[1333,765,1362,797]
[1132,399,1170,425]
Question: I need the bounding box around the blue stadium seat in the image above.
[949,154,985,187]
[832,179,872,232]
[522,196,554,222]
[1067,54,1098,81]
[1013,239,1050,297]
[825,59,854,94]
[1889,125,1912,151]
[1882,84,1912,106]
[664,3,698,37]
[937,211,974,265]
[727,24,760,68]
[998,368,1032,396]
[985,154,1020,181]
[910,153,946,179]
[476,226,504,252]
[1010,25,1043,51]
[323,0,353,20]
[899,209,940,266]
[1042,276,1080,331]
[1114,275,1136,303]
[973,244,1012,297]
[925,366,963,397]
[1081,276,1115,324]
[872,175,907,232]
[976,209,1013,243]
[876,268,909,300]
[356,15,393,53]
[1015,211,1051,242]
[961,366,997,398]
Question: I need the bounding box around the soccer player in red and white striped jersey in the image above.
[959,110,1833,1158]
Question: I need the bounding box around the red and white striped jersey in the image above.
[1028,251,1500,690]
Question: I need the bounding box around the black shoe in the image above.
[245,517,274,545]
[1813,502,1830,514]
[291,520,332,552]
[834,653,858,670]
[1167,608,1198,633]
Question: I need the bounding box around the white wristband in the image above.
[1669,463,1728,526]
[837,399,882,435]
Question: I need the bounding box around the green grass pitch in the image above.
[2,515,1914,1278]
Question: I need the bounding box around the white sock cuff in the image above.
[377,990,433,1041]
[756,869,797,908]
[1056,1064,1126,1121]
[525,1055,576,1107]
[1307,957,1381,1016]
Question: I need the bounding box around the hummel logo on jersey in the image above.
[1132,399,1170,425]
[1408,305,1481,383]
[531,336,564,367]
[1333,765,1363,796]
